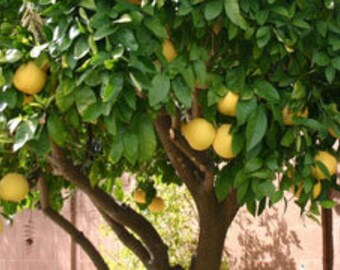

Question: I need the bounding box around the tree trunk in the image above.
[191,210,229,270]
[322,208,333,270]
[155,113,240,270]
[190,192,238,270]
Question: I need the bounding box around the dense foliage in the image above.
[0,0,339,268]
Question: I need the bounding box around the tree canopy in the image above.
[0,0,339,269]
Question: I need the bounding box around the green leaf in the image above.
[117,29,138,51]
[89,161,103,188]
[256,26,271,48]
[224,0,248,30]
[149,74,170,107]
[237,180,250,204]
[204,1,223,20]
[215,163,242,202]
[13,120,37,152]
[109,135,124,163]
[312,51,330,66]
[172,76,192,108]
[294,118,325,132]
[246,106,268,151]
[123,131,139,165]
[79,0,96,10]
[291,80,306,99]
[181,67,195,90]
[244,157,263,173]
[232,130,245,155]
[0,49,23,64]
[325,66,336,84]
[236,98,257,126]
[258,181,275,197]
[94,24,117,40]
[253,80,280,103]
[280,129,296,147]
[100,74,123,102]
[193,60,207,86]
[270,190,283,204]
[0,68,5,88]
[82,102,103,122]
[0,89,17,111]
[320,200,337,209]
[331,56,340,71]
[47,114,68,146]
[55,78,75,112]
[30,128,50,156]
[75,87,97,116]
[74,36,89,60]
[144,18,168,39]
[135,114,157,161]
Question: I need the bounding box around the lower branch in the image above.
[98,209,151,268]
[48,142,173,270]
[37,177,109,270]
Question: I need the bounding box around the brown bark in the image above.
[155,113,240,270]
[191,190,239,270]
[98,209,151,268]
[48,142,172,270]
[322,208,333,270]
[37,177,109,270]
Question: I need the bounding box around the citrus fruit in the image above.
[0,173,29,202]
[182,118,216,151]
[217,91,239,117]
[133,189,146,204]
[313,181,322,199]
[13,61,47,95]
[311,151,337,180]
[148,197,165,212]
[282,106,309,126]
[162,39,177,62]
[212,124,235,159]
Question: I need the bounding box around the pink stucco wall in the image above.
[0,189,339,270]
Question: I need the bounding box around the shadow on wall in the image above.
[226,207,302,270]
[333,190,340,216]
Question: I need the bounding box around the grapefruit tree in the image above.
[0,1,339,269]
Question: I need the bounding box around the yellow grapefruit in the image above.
[313,181,322,199]
[311,151,337,180]
[148,197,165,212]
[182,118,216,151]
[13,61,47,95]
[133,189,146,204]
[162,39,177,62]
[0,173,29,202]
[282,106,309,126]
[217,91,239,117]
[212,124,235,159]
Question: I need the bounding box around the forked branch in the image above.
[48,142,173,270]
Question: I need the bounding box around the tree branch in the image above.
[171,129,212,173]
[98,209,151,268]
[155,113,203,198]
[191,90,201,118]
[37,177,109,270]
[48,142,172,270]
